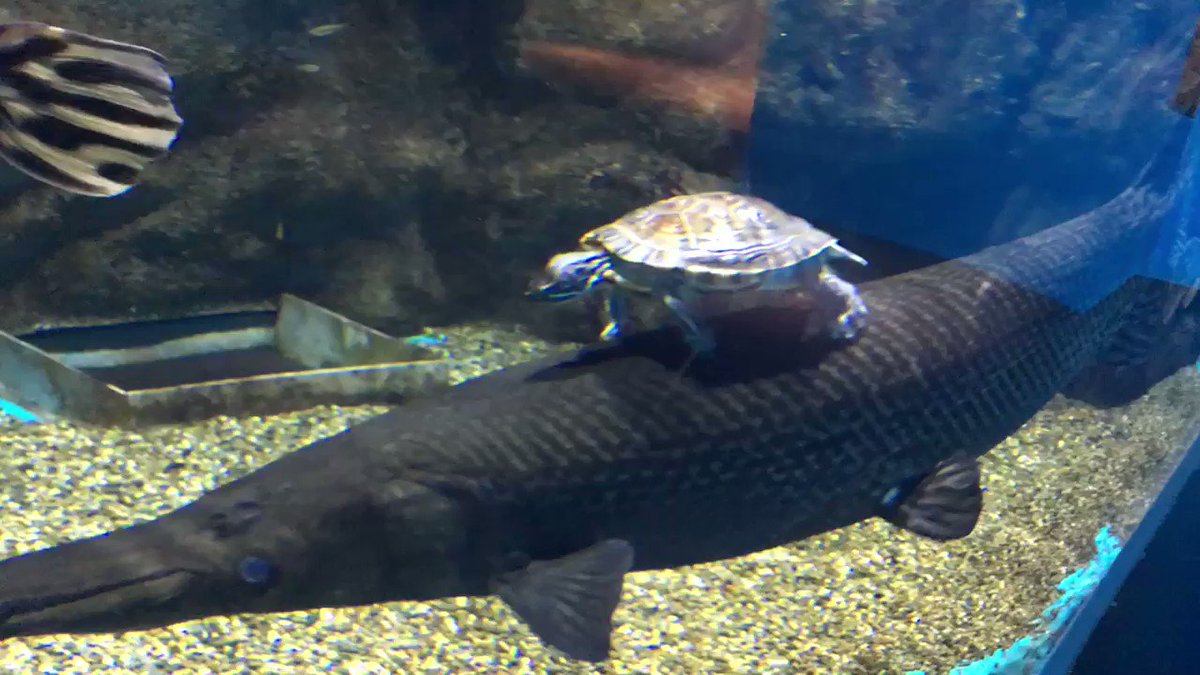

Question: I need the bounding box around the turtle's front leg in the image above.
[585,267,633,342]
[662,294,716,354]
[599,289,633,342]
[818,270,869,340]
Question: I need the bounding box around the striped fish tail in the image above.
[0,21,183,197]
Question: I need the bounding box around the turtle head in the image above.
[527,250,610,301]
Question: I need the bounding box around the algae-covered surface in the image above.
[0,326,1197,674]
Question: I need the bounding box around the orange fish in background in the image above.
[1172,18,1200,118]
[517,0,770,135]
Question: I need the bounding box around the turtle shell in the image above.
[581,191,838,276]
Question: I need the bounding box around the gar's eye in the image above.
[237,556,278,587]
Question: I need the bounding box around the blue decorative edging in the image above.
[906,526,1123,675]
[0,399,40,424]
[404,332,448,349]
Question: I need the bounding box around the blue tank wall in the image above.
[747,0,1198,302]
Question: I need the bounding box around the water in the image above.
[0,1,1197,673]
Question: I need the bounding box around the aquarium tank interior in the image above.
[0,0,1196,673]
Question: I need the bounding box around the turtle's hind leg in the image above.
[663,295,716,355]
[819,270,869,340]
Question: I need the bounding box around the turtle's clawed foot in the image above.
[676,329,717,380]
[820,272,870,341]
[599,321,624,342]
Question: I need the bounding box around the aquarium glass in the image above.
[0,1,1197,674]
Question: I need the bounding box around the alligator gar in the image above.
[0,146,1192,662]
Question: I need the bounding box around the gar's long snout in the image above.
[0,523,203,637]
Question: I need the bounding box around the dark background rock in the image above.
[1,0,737,343]
[750,0,1197,266]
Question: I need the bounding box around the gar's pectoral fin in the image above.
[493,538,635,662]
[878,453,983,541]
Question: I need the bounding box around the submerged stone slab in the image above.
[0,294,450,426]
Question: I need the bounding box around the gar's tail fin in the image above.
[1065,94,1200,406]
[1063,280,1200,407]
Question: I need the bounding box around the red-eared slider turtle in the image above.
[527,191,869,353]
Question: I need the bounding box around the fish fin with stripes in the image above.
[0,21,182,197]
